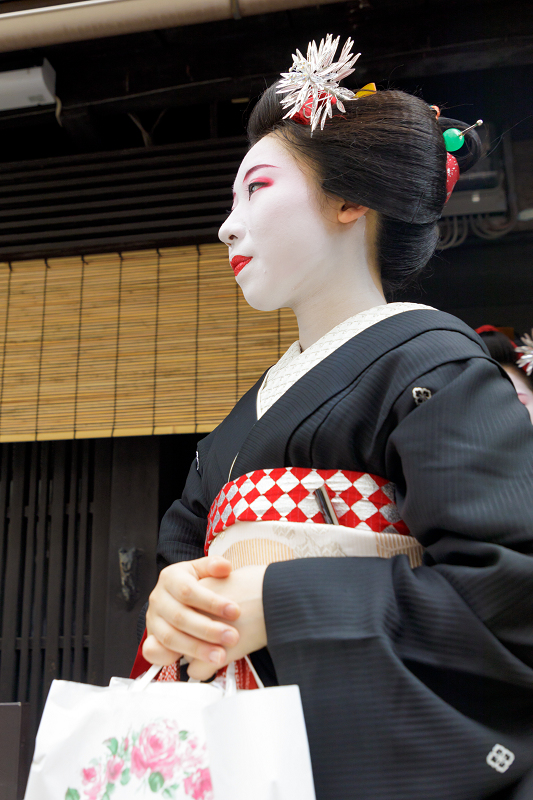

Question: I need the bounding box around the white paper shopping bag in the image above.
[24,666,221,800]
[24,661,316,800]
[204,675,316,800]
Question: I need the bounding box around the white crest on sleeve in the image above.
[412,387,432,405]
[486,744,515,773]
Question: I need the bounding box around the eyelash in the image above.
[248,181,268,197]
[226,181,269,213]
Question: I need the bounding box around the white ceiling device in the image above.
[0,59,56,112]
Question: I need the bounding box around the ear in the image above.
[337,202,369,224]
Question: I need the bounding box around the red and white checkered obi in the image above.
[157,468,423,689]
[205,467,411,554]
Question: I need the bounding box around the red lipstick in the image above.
[230,255,252,277]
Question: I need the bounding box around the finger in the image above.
[187,658,219,682]
[147,592,240,647]
[159,571,240,621]
[190,556,233,580]
[147,619,228,668]
[142,634,181,667]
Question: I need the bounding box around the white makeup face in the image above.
[218,134,343,312]
[503,365,533,423]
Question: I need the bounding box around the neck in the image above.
[292,215,386,351]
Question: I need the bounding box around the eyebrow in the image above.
[234,164,279,191]
[243,163,279,183]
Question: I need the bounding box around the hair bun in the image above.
[438,116,483,173]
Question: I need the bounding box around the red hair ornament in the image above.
[441,115,483,202]
[292,92,336,125]
[475,325,503,335]
[291,82,377,126]
[445,152,460,203]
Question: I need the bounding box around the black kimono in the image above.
[158,308,533,800]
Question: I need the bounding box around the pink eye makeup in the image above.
[226,163,279,216]
[247,177,274,197]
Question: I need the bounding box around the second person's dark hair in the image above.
[478,330,519,365]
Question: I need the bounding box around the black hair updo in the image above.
[479,329,519,365]
[479,329,533,390]
[247,83,482,295]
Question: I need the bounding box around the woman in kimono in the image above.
[135,36,533,800]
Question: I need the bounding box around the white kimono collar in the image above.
[257,302,434,419]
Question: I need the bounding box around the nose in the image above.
[218,209,246,246]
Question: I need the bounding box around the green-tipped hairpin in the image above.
[443,119,483,152]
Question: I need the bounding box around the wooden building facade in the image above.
[0,137,299,753]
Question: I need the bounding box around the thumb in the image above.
[142,634,181,666]
[190,555,232,580]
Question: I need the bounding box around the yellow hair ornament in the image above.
[355,83,377,98]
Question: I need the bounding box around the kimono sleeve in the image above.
[135,455,208,650]
[157,456,208,570]
[262,353,533,799]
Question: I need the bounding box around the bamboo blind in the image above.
[0,244,299,442]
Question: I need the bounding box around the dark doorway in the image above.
[0,431,203,767]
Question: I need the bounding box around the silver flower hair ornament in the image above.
[277,34,361,133]
[516,330,533,376]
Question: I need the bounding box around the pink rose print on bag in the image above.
[131,744,148,779]
[65,721,213,800]
[183,768,213,799]
[137,720,181,780]
[81,764,106,800]
[105,756,124,783]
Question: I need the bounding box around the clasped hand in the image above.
[143,556,267,681]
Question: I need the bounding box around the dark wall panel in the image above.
[0,435,161,747]
[400,236,533,333]
[104,436,159,681]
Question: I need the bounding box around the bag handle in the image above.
[130,657,265,694]
[224,661,237,697]
[130,663,162,692]
[244,655,265,689]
